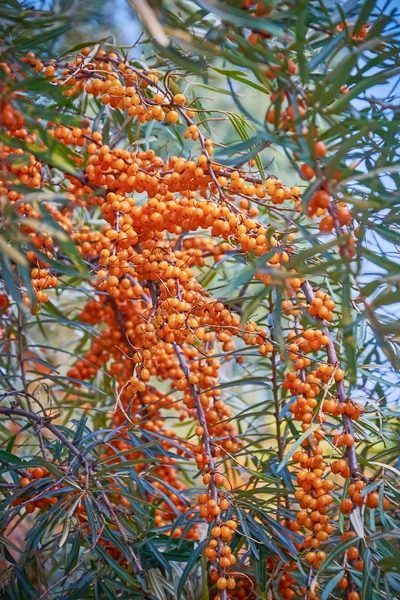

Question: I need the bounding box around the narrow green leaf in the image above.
[320,570,346,600]
[177,540,206,597]
[212,67,268,95]
[277,424,319,472]
[192,0,283,36]
[295,0,309,83]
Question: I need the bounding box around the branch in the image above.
[173,341,228,600]
[0,406,89,470]
[95,481,146,580]
[301,281,361,479]
[38,524,105,599]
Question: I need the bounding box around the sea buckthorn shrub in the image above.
[0,1,399,599]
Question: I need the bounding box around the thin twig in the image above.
[96,481,146,580]
[38,524,106,599]
[0,406,89,470]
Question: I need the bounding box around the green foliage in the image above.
[0,1,400,599]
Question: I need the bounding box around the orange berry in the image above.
[366,492,379,509]
[88,143,97,154]
[300,163,315,179]
[205,547,217,560]
[220,498,230,511]
[313,190,330,208]
[215,473,225,486]
[167,110,179,124]
[343,433,354,446]
[314,141,327,156]
[32,468,44,478]
[340,499,353,514]
[219,556,231,568]
[319,215,334,232]
[221,526,232,540]
[334,369,345,381]
[348,546,359,560]
[173,93,186,106]
[216,577,227,590]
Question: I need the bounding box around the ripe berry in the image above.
[340,499,353,514]
[348,546,359,560]
[216,577,227,590]
[173,93,186,106]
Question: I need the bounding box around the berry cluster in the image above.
[13,468,56,513]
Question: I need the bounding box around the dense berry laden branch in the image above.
[291,315,316,600]
[280,280,390,600]
[174,341,233,599]
[301,280,360,479]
